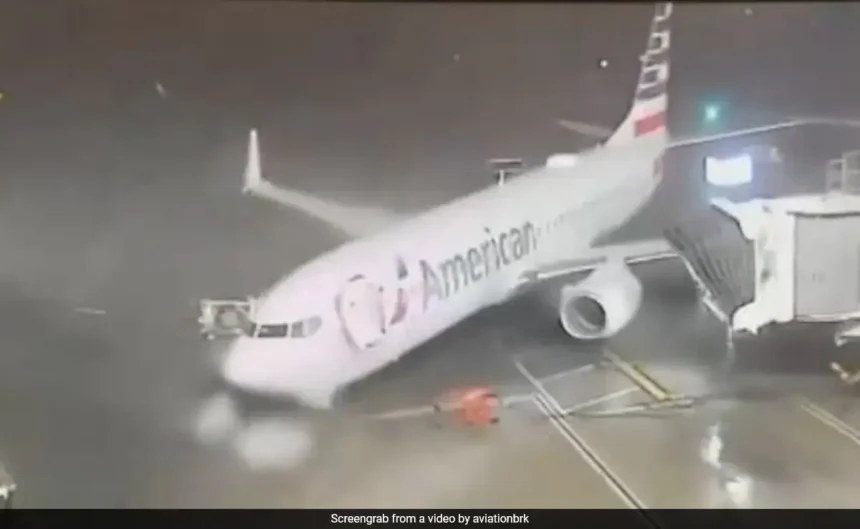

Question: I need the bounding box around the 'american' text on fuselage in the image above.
[420,222,537,308]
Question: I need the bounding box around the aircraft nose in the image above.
[221,340,269,392]
[218,335,339,408]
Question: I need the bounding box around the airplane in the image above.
[197,2,857,411]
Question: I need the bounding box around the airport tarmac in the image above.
[3,2,860,510]
[332,263,860,510]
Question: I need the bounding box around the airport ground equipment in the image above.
[198,298,256,340]
[365,348,694,427]
[666,150,860,349]
[432,387,502,427]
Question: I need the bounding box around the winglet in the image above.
[243,128,262,194]
[236,127,401,238]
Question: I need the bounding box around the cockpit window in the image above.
[290,316,322,338]
[243,316,322,339]
[247,323,289,338]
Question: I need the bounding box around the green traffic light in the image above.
[703,104,721,123]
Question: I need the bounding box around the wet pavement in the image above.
[333,264,860,510]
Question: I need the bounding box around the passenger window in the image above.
[290,316,322,338]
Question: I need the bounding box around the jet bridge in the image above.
[668,150,860,348]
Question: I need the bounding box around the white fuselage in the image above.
[220,133,666,407]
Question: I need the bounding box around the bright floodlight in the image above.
[705,154,753,187]
[703,104,721,123]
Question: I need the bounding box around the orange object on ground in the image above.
[437,387,500,427]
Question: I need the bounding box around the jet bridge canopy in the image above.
[664,207,754,324]
[668,194,860,339]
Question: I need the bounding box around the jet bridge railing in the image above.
[664,208,755,323]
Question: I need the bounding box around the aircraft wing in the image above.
[242,129,403,239]
[518,238,676,285]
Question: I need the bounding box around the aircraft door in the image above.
[336,275,387,350]
[335,256,417,351]
[383,255,414,327]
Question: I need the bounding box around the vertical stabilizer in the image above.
[607,3,672,146]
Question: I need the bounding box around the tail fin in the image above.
[607,3,672,146]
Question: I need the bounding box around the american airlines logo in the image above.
[634,3,671,102]
[419,222,538,308]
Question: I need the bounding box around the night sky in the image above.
[0,1,856,322]
[1,2,859,204]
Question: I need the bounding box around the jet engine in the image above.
[558,261,643,340]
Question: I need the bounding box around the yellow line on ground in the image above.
[798,397,860,448]
[603,348,674,402]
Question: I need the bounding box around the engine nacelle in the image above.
[558,261,643,340]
